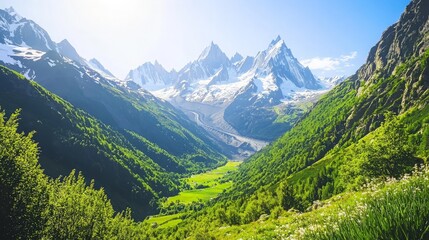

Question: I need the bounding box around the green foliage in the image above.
[0,110,144,239]
[0,65,182,219]
[277,182,300,210]
[0,64,228,219]
[201,166,429,239]
[145,213,183,229]
[44,171,114,239]
[234,79,358,198]
[0,109,48,239]
[162,161,239,207]
[339,114,420,188]
[221,48,429,220]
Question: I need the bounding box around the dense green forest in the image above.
[2,104,429,239]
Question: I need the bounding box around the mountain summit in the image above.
[197,42,231,70]
[124,61,176,91]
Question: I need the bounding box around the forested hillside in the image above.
[0,65,200,219]
[0,109,144,239]
[230,0,429,213]
[0,7,229,221]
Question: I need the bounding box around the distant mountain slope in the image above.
[0,7,227,169]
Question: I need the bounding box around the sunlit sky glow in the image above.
[0,0,410,78]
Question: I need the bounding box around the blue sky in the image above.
[0,0,410,78]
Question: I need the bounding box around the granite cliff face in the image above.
[357,0,429,82]
[350,0,429,117]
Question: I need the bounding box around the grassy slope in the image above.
[145,213,184,229]
[166,182,233,205]
[211,166,429,239]
[0,65,180,219]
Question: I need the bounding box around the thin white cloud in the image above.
[341,51,357,61]
[301,51,357,71]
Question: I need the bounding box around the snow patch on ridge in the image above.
[0,43,45,65]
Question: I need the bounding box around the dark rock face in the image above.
[346,0,429,130]
[357,0,429,82]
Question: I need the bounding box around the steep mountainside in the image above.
[0,7,226,168]
[234,0,429,201]
[0,65,180,219]
[0,7,57,51]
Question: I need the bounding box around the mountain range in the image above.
[126,35,338,155]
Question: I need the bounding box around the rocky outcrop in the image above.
[357,0,429,82]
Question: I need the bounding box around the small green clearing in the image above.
[187,161,240,187]
[166,161,240,205]
[166,181,233,204]
[145,213,183,228]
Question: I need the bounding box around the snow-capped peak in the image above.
[269,35,283,47]
[4,7,14,13]
[197,41,229,63]
[174,42,231,83]
[0,7,57,52]
[249,36,322,91]
[57,39,83,63]
[318,75,346,88]
[267,36,294,58]
[125,61,176,91]
[4,7,23,21]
